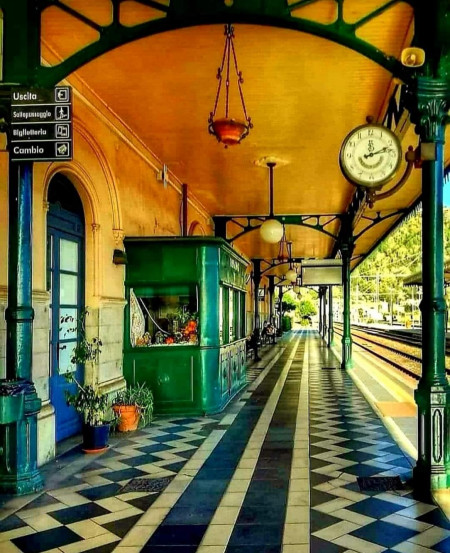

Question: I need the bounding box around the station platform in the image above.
[2,330,450,553]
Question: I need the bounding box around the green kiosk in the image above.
[123,237,248,415]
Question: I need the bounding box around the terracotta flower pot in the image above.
[113,404,140,432]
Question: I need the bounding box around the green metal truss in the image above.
[351,198,422,268]
[0,0,431,88]
[213,214,341,243]
[353,208,410,241]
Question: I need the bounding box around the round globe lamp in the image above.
[286,269,297,282]
[260,218,283,244]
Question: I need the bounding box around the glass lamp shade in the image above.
[210,118,250,146]
[293,285,301,294]
[260,219,283,244]
[286,269,297,282]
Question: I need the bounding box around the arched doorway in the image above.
[47,174,85,442]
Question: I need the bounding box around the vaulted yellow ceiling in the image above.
[41,2,443,270]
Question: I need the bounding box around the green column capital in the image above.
[412,77,450,143]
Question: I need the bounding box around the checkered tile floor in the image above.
[0,418,220,553]
[1,332,450,553]
[308,334,450,553]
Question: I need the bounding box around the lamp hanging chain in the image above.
[268,162,275,217]
[210,26,230,120]
[230,32,252,126]
[208,23,252,145]
[277,225,288,262]
[225,24,231,119]
[288,242,294,270]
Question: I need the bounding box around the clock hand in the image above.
[363,147,390,159]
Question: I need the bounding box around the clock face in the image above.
[339,124,402,188]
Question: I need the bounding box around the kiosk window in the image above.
[240,291,246,339]
[229,290,235,343]
[130,287,198,347]
[219,286,224,345]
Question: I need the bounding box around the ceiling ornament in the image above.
[208,24,252,147]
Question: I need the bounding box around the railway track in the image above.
[333,322,450,380]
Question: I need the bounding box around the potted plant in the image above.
[62,309,109,452]
[112,382,154,432]
[65,375,111,452]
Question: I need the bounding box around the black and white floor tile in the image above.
[308,334,450,553]
[2,332,450,553]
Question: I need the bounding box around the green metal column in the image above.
[318,288,323,335]
[322,286,328,340]
[341,240,353,370]
[328,286,334,347]
[213,217,227,240]
[252,259,262,361]
[413,77,450,497]
[267,275,276,326]
[278,285,284,334]
[0,161,43,495]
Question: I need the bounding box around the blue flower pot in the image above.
[82,423,110,452]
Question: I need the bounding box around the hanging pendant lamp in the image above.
[260,162,283,243]
[293,276,301,295]
[285,242,297,282]
[208,24,252,147]
[277,225,289,263]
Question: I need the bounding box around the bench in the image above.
[261,330,276,345]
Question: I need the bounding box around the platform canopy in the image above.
[403,261,450,286]
[39,0,450,270]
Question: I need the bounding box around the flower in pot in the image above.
[62,309,108,452]
[112,382,154,432]
[65,374,111,452]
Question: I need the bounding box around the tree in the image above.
[298,299,317,317]
[349,207,450,324]
[282,293,297,314]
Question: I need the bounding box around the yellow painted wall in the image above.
[0,75,214,461]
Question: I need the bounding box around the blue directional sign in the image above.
[10,87,73,162]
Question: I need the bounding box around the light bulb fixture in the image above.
[208,24,252,147]
[293,274,302,295]
[260,218,283,244]
[286,269,297,282]
[260,162,284,243]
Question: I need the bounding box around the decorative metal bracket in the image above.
[213,214,341,243]
[354,208,410,241]
[365,146,417,208]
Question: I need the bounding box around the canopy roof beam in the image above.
[0,0,422,88]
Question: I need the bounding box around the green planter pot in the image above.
[0,394,24,424]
